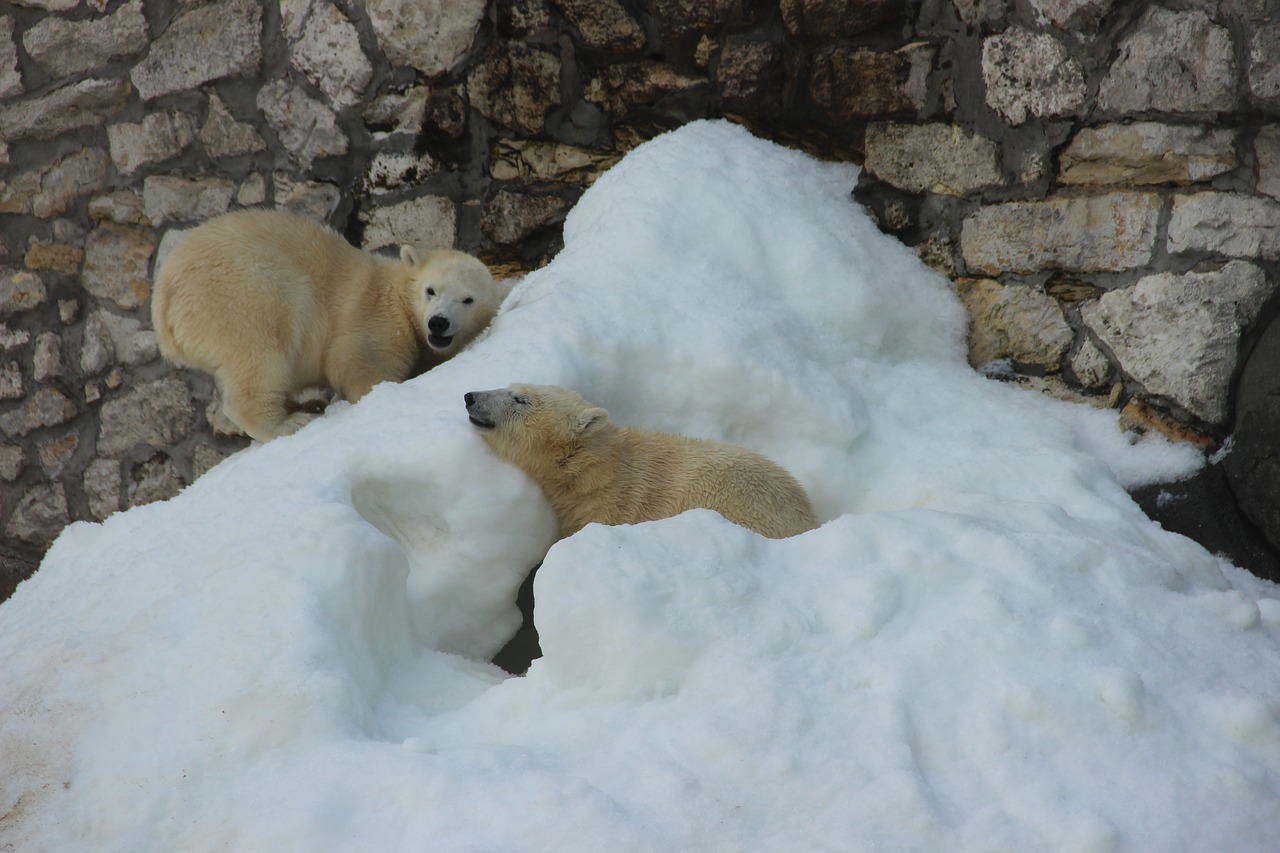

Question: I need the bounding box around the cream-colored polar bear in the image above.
[465,383,820,539]
[152,209,509,442]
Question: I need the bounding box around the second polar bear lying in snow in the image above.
[465,383,820,539]
[152,209,510,442]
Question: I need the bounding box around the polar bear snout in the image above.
[464,390,502,429]
[426,314,456,349]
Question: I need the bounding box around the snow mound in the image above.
[3,121,1278,853]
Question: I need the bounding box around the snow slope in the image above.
[3,121,1279,852]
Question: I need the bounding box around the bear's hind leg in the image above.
[217,361,316,442]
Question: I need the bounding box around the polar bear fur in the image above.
[152,209,509,442]
[464,383,820,539]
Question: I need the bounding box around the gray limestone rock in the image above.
[290,0,373,107]
[201,94,267,159]
[1081,261,1272,423]
[0,269,47,317]
[108,113,199,176]
[84,457,121,520]
[360,197,457,253]
[0,362,22,400]
[1098,8,1237,114]
[6,482,68,545]
[1026,0,1116,28]
[143,176,235,226]
[22,0,148,79]
[0,16,22,98]
[0,387,78,437]
[481,191,571,245]
[367,0,485,77]
[0,78,130,141]
[31,148,111,219]
[961,193,1161,275]
[982,28,1085,125]
[1248,24,1280,102]
[81,223,158,310]
[1258,126,1280,202]
[955,278,1074,371]
[1167,192,1280,260]
[865,123,1002,195]
[1058,123,1237,186]
[257,80,348,169]
[98,378,195,457]
[131,0,262,100]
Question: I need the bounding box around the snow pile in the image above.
[3,121,1279,852]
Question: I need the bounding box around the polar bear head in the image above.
[401,247,509,355]
[463,384,610,477]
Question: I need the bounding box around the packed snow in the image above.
[4,120,1280,852]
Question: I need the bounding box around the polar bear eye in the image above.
[463,297,474,305]
[426,287,436,297]
[512,394,529,406]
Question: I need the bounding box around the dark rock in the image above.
[1222,308,1280,571]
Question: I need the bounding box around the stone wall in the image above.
[1,0,1278,596]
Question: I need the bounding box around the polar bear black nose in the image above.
[464,392,476,407]
[428,315,450,334]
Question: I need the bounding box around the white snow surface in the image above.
[4,121,1280,852]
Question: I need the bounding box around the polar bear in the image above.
[152,209,509,442]
[464,383,820,539]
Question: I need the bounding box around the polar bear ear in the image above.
[400,245,422,267]
[573,407,609,435]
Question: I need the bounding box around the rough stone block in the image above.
[1059,122,1237,186]
[1167,192,1280,259]
[363,86,430,141]
[1070,338,1114,390]
[33,332,62,382]
[961,193,1161,275]
[98,378,195,457]
[126,453,185,508]
[24,242,83,273]
[82,223,158,310]
[5,482,68,545]
[1081,261,1272,424]
[22,0,147,79]
[865,123,1002,195]
[489,140,620,183]
[84,457,121,520]
[0,269,47,317]
[652,0,744,39]
[481,190,572,245]
[982,27,1085,125]
[1099,8,1236,114]
[108,113,198,176]
[0,387,78,437]
[1249,24,1280,102]
[30,148,111,219]
[143,176,235,226]
[364,151,439,195]
[0,16,22,99]
[584,61,706,117]
[781,0,896,37]
[1258,126,1280,201]
[469,43,562,134]
[37,431,79,477]
[809,47,921,120]
[0,445,24,481]
[368,0,485,77]
[360,197,457,253]
[0,362,22,400]
[0,78,129,141]
[552,0,645,52]
[289,0,373,107]
[201,94,267,159]
[273,174,342,221]
[716,39,785,113]
[258,80,348,168]
[131,0,262,100]
[955,278,1074,371]
[1027,0,1117,28]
